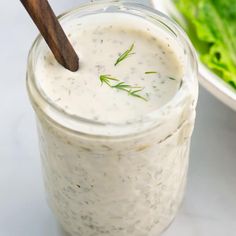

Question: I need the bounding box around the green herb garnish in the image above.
[128,89,147,101]
[112,82,140,91]
[145,71,158,74]
[112,82,132,90]
[99,74,118,86]
[114,43,135,66]
[99,74,147,101]
[168,77,176,80]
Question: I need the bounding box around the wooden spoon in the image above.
[20,0,79,72]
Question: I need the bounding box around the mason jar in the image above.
[26,1,198,235]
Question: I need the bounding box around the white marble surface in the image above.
[0,1,236,236]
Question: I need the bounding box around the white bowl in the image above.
[152,0,236,111]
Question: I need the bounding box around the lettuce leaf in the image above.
[174,0,236,89]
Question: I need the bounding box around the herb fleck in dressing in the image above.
[32,12,198,236]
[36,13,183,123]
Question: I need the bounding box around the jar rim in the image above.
[27,0,198,138]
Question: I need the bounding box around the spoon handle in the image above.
[20,0,79,72]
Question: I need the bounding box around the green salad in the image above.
[174,0,236,90]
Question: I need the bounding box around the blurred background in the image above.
[0,1,235,236]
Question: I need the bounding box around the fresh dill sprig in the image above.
[145,71,158,74]
[168,76,176,80]
[112,81,147,101]
[112,82,132,91]
[114,43,135,66]
[99,74,119,86]
[112,82,141,91]
[128,89,147,101]
[99,74,147,101]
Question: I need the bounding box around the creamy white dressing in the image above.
[29,10,198,236]
[36,13,183,124]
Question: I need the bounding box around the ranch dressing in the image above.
[36,13,183,125]
[27,6,198,236]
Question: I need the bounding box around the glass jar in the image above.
[26,1,198,236]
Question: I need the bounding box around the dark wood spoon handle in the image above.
[20,0,79,72]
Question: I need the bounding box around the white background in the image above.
[0,1,236,236]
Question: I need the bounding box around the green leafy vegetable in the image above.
[99,74,147,101]
[114,43,135,66]
[174,0,236,89]
[168,77,176,80]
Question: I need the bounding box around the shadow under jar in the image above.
[26,1,198,236]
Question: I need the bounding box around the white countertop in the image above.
[0,1,236,236]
